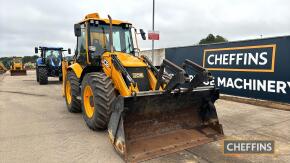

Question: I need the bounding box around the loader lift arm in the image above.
[183,59,213,89]
[155,59,188,91]
[141,55,159,76]
[111,54,136,87]
[155,58,212,92]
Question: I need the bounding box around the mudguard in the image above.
[36,58,45,66]
[68,63,83,79]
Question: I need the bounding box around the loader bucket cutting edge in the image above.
[10,70,27,76]
[108,87,224,162]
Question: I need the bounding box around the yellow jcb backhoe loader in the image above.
[10,57,27,76]
[62,13,224,162]
[0,61,8,74]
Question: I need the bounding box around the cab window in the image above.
[76,24,87,65]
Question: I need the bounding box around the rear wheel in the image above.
[81,72,116,130]
[38,67,48,85]
[65,71,82,113]
[36,67,39,82]
[59,75,63,82]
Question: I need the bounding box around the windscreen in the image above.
[13,58,21,63]
[45,50,62,66]
[45,50,61,59]
[90,24,134,56]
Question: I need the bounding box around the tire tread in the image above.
[66,71,82,113]
[38,67,48,85]
[82,72,116,130]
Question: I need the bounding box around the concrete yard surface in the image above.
[0,71,289,163]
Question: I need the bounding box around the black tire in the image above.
[38,67,48,85]
[59,75,63,82]
[36,67,39,82]
[81,72,116,130]
[65,71,82,113]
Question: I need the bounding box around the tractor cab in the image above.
[12,57,22,65]
[35,46,71,84]
[36,47,64,66]
[13,57,22,63]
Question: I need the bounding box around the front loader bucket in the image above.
[108,87,224,162]
[0,70,6,74]
[10,70,27,76]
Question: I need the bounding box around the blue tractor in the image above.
[35,47,71,85]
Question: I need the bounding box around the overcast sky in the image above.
[0,0,289,57]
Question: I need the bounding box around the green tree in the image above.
[199,34,228,44]
[22,55,38,64]
[0,57,12,68]
[0,55,39,67]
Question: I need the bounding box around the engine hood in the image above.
[104,52,147,67]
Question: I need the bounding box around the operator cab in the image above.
[74,13,146,66]
[13,59,21,63]
[90,23,133,55]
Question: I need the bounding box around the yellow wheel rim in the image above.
[83,85,94,118]
[65,80,72,105]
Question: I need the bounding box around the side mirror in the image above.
[68,48,71,54]
[74,24,81,37]
[140,29,146,40]
[35,47,38,54]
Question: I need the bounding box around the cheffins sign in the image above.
[203,45,276,72]
[165,36,290,104]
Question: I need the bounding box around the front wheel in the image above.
[65,71,82,113]
[36,67,39,82]
[38,67,48,85]
[81,72,116,130]
[59,75,63,82]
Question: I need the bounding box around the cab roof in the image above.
[39,47,63,50]
[77,13,131,25]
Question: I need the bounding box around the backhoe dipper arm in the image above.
[182,59,213,89]
[155,59,187,91]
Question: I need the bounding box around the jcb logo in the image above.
[102,60,109,68]
[132,73,144,78]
